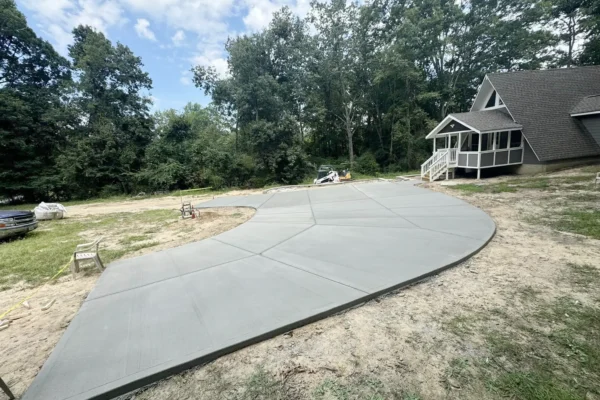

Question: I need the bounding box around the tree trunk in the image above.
[348,131,354,168]
[234,116,239,154]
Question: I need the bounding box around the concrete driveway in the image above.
[23,181,495,400]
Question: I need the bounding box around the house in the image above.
[421,66,600,181]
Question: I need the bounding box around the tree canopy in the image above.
[1,0,599,201]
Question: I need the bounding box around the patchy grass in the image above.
[518,285,542,302]
[567,263,600,289]
[0,210,178,288]
[449,184,485,193]
[441,292,600,400]
[450,174,598,195]
[240,367,286,400]
[313,377,385,400]
[444,314,479,335]
[118,235,152,245]
[442,358,473,391]
[579,165,600,173]
[550,209,600,239]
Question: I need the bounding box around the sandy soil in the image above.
[66,189,263,217]
[0,203,255,398]
[124,173,600,399]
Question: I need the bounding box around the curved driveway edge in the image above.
[23,181,495,400]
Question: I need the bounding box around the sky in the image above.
[15,0,312,111]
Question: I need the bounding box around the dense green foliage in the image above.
[1,0,599,201]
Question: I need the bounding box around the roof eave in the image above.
[571,111,600,117]
[425,115,481,139]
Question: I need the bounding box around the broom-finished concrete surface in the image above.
[23,181,495,400]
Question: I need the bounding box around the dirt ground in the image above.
[123,168,600,400]
[0,199,255,398]
[66,189,263,217]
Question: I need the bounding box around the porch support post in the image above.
[433,136,436,152]
[477,132,482,180]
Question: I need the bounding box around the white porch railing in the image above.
[448,148,457,166]
[421,149,448,181]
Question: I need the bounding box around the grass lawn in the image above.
[0,210,178,290]
[443,263,600,400]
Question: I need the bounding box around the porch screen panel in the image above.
[498,131,509,149]
[481,152,494,167]
[495,150,509,165]
[481,133,489,151]
[509,149,523,163]
[458,153,468,167]
[470,134,479,151]
[468,154,478,167]
[510,131,522,148]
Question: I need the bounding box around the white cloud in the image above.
[172,30,186,46]
[19,0,313,93]
[122,0,234,37]
[190,44,230,78]
[19,0,126,55]
[134,18,156,41]
[179,69,192,86]
[242,0,312,32]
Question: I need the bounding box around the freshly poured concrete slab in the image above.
[353,181,430,198]
[250,212,315,224]
[213,221,313,254]
[405,215,496,240]
[315,216,416,228]
[308,184,368,204]
[312,198,397,219]
[260,190,309,208]
[23,181,495,400]
[378,191,466,208]
[390,204,487,218]
[263,224,485,293]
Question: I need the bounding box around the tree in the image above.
[541,0,591,66]
[0,0,72,201]
[58,26,154,197]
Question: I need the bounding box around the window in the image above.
[485,91,496,108]
[510,131,522,148]
[498,131,509,149]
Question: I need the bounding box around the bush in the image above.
[355,152,380,175]
[208,174,226,190]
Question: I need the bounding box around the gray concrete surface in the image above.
[23,181,495,400]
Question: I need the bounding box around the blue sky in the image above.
[15,0,311,111]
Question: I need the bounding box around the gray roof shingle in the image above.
[487,66,600,162]
[571,95,600,115]
[449,109,522,133]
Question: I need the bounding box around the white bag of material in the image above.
[34,202,67,220]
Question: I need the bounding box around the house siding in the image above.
[523,139,541,165]
[580,115,600,148]
[440,120,469,134]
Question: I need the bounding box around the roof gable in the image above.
[571,95,600,116]
[449,109,522,133]
[487,66,600,162]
